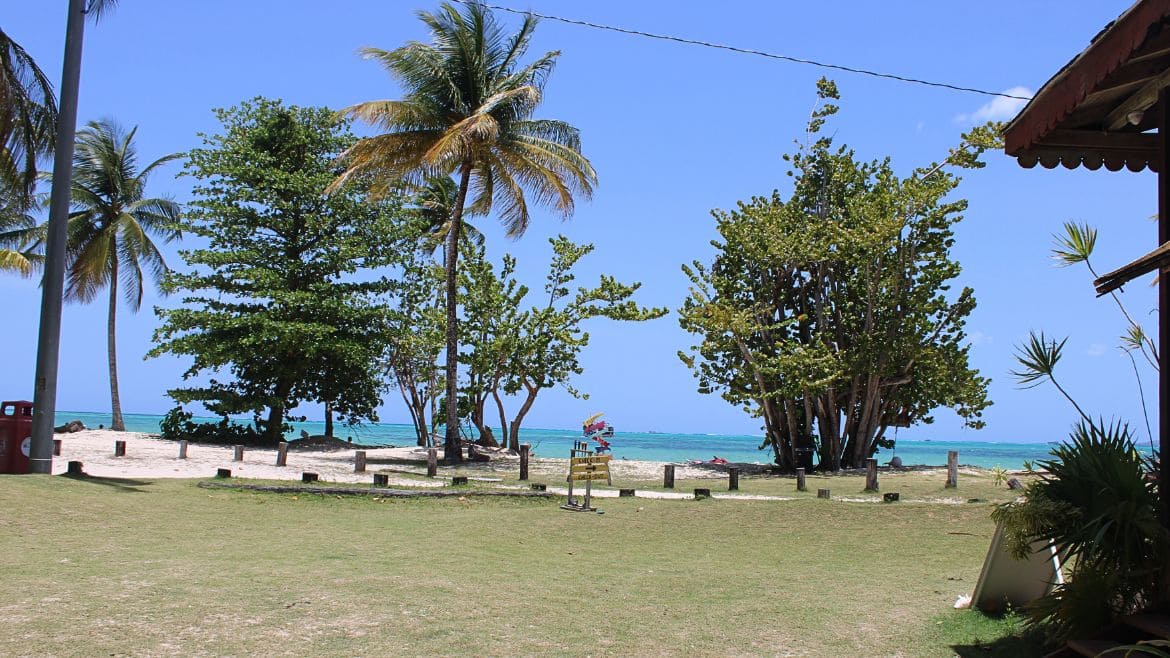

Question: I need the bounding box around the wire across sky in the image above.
[448,0,1032,101]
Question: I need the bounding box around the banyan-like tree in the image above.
[679,80,994,471]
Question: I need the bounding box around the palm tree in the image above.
[0,26,57,216]
[63,119,180,431]
[412,175,484,257]
[0,206,41,275]
[333,2,597,462]
[28,0,121,471]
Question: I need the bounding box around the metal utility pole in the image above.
[28,0,88,474]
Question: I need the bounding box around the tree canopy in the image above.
[150,98,404,444]
[679,80,995,471]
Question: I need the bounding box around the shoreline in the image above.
[40,430,1014,484]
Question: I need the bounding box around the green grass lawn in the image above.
[0,474,1042,657]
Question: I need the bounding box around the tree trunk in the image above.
[107,247,125,431]
[324,401,334,438]
[507,385,539,451]
[492,388,510,451]
[265,401,284,446]
[442,162,474,464]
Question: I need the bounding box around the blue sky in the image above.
[2,1,1157,443]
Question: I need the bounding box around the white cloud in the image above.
[955,86,1034,124]
[969,330,993,346]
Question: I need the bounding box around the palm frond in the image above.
[1010,331,1066,388]
[1052,222,1097,267]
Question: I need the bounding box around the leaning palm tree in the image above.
[0,26,57,215]
[333,2,597,462]
[0,204,41,275]
[63,119,180,431]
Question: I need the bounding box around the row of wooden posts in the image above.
[93,440,963,494]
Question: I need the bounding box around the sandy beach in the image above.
[47,429,769,496]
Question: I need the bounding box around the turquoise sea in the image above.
[54,410,1135,470]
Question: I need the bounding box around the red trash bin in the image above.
[0,401,34,474]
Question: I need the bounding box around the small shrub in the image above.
[991,420,1165,641]
[159,406,271,445]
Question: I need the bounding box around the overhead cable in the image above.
[447,0,1032,101]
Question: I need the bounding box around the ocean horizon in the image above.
[53,409,1147,470]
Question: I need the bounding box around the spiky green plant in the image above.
[992,420,1164,641]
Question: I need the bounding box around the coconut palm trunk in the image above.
[106,245,124,431]
[443,163,473,462]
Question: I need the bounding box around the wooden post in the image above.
[519,443,530,481]
[865,458,879,492]
[66,460,83,476]
[663,464,675,489]
[796,467,807,492]
[233,445,244,461]
[302,472,318,483]
[276,441,288,467]
[52,439,61,456]
[427,448,438,477]
[817,488,831,499]
[178,440,188,459]
[694,488,711,499]
[354,450,367,473]
[452,476,468,486]
[114,440,126,457]
[373,473,389,486]
[216,468,231,479]
[728,467,739,491]
[946,451,959,488]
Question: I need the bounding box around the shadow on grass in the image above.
[61,473,152,492]
[950,634,1049,657]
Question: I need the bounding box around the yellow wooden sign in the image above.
[568,455,611,482]
[570,455,612,466]
[568,471,610,481]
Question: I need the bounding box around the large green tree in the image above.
[679,80,994,471]
[332,2,597,462]
[63,119,181,432]
[150,98,403,445]
[461,237,667,450]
